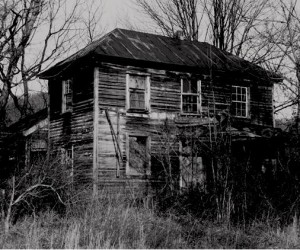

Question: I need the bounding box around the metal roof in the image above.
[40,28,281,81]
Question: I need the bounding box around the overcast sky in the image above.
[103,0,135,31]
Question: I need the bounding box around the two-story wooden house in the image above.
[39,28,281,196]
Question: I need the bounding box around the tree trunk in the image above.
[4,176,15,234]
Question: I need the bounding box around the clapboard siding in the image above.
[49,67,94,184]
[48,60,275,195]
[98,67,126,108]
[90,62,276,193]
[151,74,181,112]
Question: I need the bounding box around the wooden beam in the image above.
[93,67,99,197]
[104,109,122,176]
[116,108,120,177]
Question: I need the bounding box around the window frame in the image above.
[62,79,73,113]
[181,78,201,114]
[231,85,249,118]
[126,133,151,176]
[126,73,150,112]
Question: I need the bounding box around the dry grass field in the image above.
[1,191,300,249]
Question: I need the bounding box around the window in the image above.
[62,79,73,112]
[181,78,201,114]
[126,74,150,111]
[231,86,249,117]
[126,135,150,176]
[180,140,205,189]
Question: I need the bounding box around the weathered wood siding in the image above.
[48,61,275,194]
[49,67,94,185]
[94,62,274,194]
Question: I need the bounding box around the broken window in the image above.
[180,140,205,188]
[231,86,249,118]
[62,79,73,113]
[127,135,150,176]
[127,74,150,111]
[181,78,201,114]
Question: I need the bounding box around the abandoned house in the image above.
[39,28,282,196]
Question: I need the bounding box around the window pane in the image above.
[182,95,198,113]
[241,87,246,95]
[129,75,146,89]
[182,78,197,93]
[242,92,246,101]
[182,78,190,93]
[130,90,145,109]
[236,102,242,116]
[190,79,198,93]
[241,103,246,116]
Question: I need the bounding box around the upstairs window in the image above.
[126,74,150,112]
[181,78,201,114]
[231,86,249,118]
[62,79,73,113]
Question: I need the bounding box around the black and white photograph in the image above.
[0,0,300,248]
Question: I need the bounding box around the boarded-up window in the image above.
[127,74,150,111]
[180,140,205,188]
[181,78,201,114]
[62,79,73,112]
[181,156,204,188]
[231,86,249,117]
[127,135,150,176]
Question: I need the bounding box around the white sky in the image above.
[102,0,135,31]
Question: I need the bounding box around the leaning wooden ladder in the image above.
[105,109,122,177]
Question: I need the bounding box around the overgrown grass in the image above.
[1,190,300,248]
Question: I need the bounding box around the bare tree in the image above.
[0,0,105,125]
[79,0,106,44]
[2,153,69,233]
[204,0,273,58]
[261,0,300,123]
[135,0,274,59]
[0,0,77,123]
[136,0,203,40]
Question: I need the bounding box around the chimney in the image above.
[174,30,184,41]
